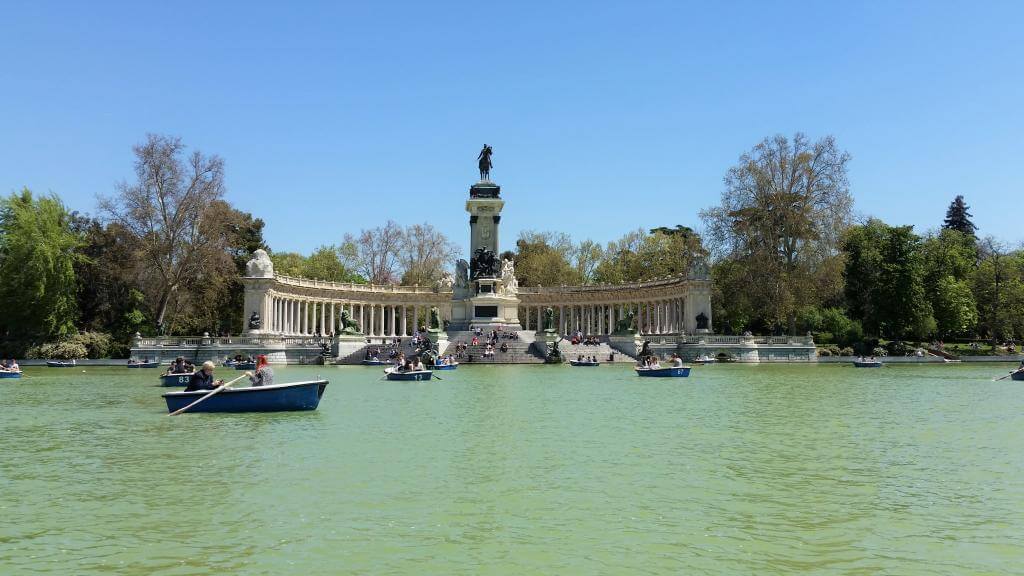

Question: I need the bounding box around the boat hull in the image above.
[431,364,458,370]
[162,380,328,413]
[233,362,256,370]
[1011,370,1024,381]
[45,361,76,368]
[361,360,390,366]
[127,362,159,369]
[635,367,691,377]
[570,361,600,367]
[0,371,22,379]
[386,370,433,381]
[160,373,193,387]
[853,361,883,368]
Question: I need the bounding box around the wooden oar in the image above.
[431,373,443,380]
[994,370,1022,382]
[168,374,247,416]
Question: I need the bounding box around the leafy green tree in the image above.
[701,133,853,333]
[876,225,934,339]
[841,219,889,334]
[270,252,307,277]
[71,216,148,341]
[512,232,576,287]
[942,195,978,238]
[932,276,978,337]
[594,227,705,284]
[0,189,83,346]
[973,239,1024,340]
[306,245,364,282]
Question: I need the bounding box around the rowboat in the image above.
[361,359,391,366]
[160,373,193,387]
[222,360,237,367]
[45,360,76,368]
[431,363,458,370]
[385,369,434,381]
[570,360,600,367]
[0,371,22,379]
[233,362,256,370]
[693,355,717,365]
[1011,370,1024,381]
[127,361,160,368]
[635,366,691,377]
[853,360,883,368]
[162,380,328,413]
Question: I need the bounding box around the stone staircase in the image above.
[444,330,546,364]
[334,337,425,365]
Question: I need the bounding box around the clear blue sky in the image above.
[2,1,1021,255]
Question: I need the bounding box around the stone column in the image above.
[413,304,420,333]
[401,305,407,336]
[368,304,375,337]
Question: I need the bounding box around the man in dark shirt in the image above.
[185,361,224,392]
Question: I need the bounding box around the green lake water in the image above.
[2,363,1023,575]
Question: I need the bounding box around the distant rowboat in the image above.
[853,360,883,368]
[385,369,433,381]
[233,362,256,370]
[162,380,328,413]
[45,360,76,368]
[570,360,600,367]
[160,373,193,387]
[635,366,691,378]
[431,363,458,370]
[127,361,160,368]
[361,359,391,366]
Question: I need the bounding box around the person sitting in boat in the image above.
[8,359,17,372]
[413,357,426,371]
[245,355,274,387]
[670,354,684,368]
[166,357,191,375]
[185,361,224,392]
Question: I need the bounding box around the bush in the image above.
[817,348,832,357]
[839,347,855,357]
[886,340,914,357]
[871,347,888,357]
[72,332,113,359]
[26,340,88,360]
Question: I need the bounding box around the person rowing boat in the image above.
[184,361,225,392]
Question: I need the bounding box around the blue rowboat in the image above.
[570,360,600,367]
[0,371,22,379]
[853,360,883,368]
[160,373,193,387]
[635,366,691,378]
[234,362,256,370]
[127,361,160,368]
[45,360,77,368]
[361,359,391,366]
[222,360,237,367]
[1011,370,1024,381]
[385,370,433,381]
[431,363,458,370]
[162,380,328,413]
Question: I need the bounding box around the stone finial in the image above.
[245,249,274,278]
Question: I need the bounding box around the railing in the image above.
[133,335,331,348]
[274,275,450,294]
[675,335,815,345]
[516,274,701,294]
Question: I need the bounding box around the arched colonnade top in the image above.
[241,273,712,338]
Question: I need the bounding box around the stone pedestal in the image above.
[332,335,368,362]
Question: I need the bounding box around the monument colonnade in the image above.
[249,273,712,338]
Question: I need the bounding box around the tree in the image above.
[512,232,576,287]
[0,189,83,345]
[305,245,363,282]
[841,219,889,334]
[399,223,458,286]
[99,134,227,333]
[875,225,934,339]
[942,195,978,238]
[342,221,404,284]
[71,216,147,340]
[594,227,706,284]
[701,133,852,332]
[972,238,1024,340]
[270,252,307,277]
[573,239,604,285]
[932,276,978,338]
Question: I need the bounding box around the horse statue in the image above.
[338,309,362,335]
[478,144,493,181]
[470,247,498,279]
